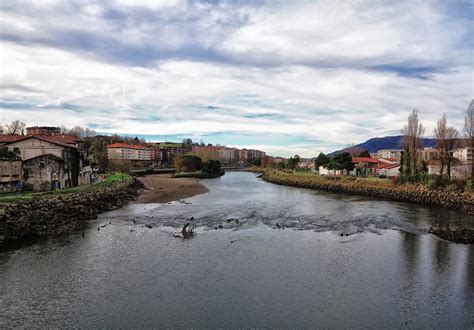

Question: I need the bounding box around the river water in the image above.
[1,172,474,328]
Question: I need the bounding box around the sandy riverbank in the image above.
[136,174,209,203]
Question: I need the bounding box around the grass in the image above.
[0,173,132,204]
[172,171,225,179]
[290,170,392,183]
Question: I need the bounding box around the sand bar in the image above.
[136,174,209,203]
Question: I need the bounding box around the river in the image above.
[1,172,473,328]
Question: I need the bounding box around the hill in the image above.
[329,135,437,156]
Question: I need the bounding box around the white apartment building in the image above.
[107,143,153,161]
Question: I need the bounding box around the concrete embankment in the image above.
[0,178,143,241]
[261,171,474,213]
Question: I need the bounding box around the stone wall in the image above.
[1,178,143,241]
[262,171,474,213]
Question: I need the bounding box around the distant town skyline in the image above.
[0,0,472,158]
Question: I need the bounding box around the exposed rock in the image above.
[2,178,143,241]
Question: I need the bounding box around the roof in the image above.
[23,153,64,162]
[39,135,78,144]
[0,135,28,143]
[377,163,400,170]
[352,157,379,163]
[0,135,79,149]
[107,143,150,150]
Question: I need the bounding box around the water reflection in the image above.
[1,172,473,328]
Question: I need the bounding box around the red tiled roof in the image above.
[107,143,150,150]
[377,163,400,170]
[352,157,379,163]
[0,135,29,143]
[0,135,79,149]
[0,134,78,145]
[40,135,78,144]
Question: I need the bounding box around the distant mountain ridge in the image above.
[329,135,437,156]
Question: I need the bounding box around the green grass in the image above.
[0,173,132,204]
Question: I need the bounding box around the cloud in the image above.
[0,0,472,157]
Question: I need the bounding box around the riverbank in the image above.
[136,174,209,203]
[0,175,143,241]
[261,170,474,212]
[261,170,474,243]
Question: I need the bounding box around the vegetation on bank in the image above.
[173,155,223,179]
[261,169,474,213]
[0,173,133,204]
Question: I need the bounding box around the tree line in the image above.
[313,100,473,187]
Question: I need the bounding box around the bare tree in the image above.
[434,114,448,176]
[445,126,459,181]
[465,100,474,178]
[401,109,425,176]
[4,120,26,135]
[435,114,459,181]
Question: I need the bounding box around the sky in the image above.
[0,0,472,157]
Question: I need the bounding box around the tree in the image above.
[434,114,459,181]
[358,150,370,157]
[333,152,354,173]
[4,120,26,135]
[287,155,300,170]
[314,152,330,170]
[0,147,21,160]
[175,155,203,172]
[202,159,221,175]
[434,114,448,177]
[252,158,262,167]
[465,100,474,178]
[401,109,425,176]
[445,126,459,181]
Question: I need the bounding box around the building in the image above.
[218,147,239,164]
[453,147,473,162]
[26,126,61,136]
[0,135,84,191]
[351,157,380,175]
[107,143,153,161]
[375,149,403,160]
[419,147,439,161]
[376,163,400,177]
[0,159,22,192]
[22,154,67,190]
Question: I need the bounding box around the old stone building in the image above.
[0,135,85,191]
[22,154,66,191]
[0,160,22,192]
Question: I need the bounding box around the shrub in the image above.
[426,179,440,190]
[175,155,203,172]
[465,178,473,192]
[378,175,387,179]
[202,159,221,175]
[445,184,459,193]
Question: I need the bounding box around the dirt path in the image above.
[136,174,209,203]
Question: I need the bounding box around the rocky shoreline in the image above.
[261,170,474,243]
[261,171,474,213]
[0,178,143,241]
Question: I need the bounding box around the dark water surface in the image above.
[1,172,474,328]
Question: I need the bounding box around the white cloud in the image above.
[0,1,472,156]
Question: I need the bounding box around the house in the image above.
[351,157,380,175]
[318,166,345,176]
[0,159,22,192]
[376,163,400,177]
[22,154,67,190]
[0,135,84,191]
